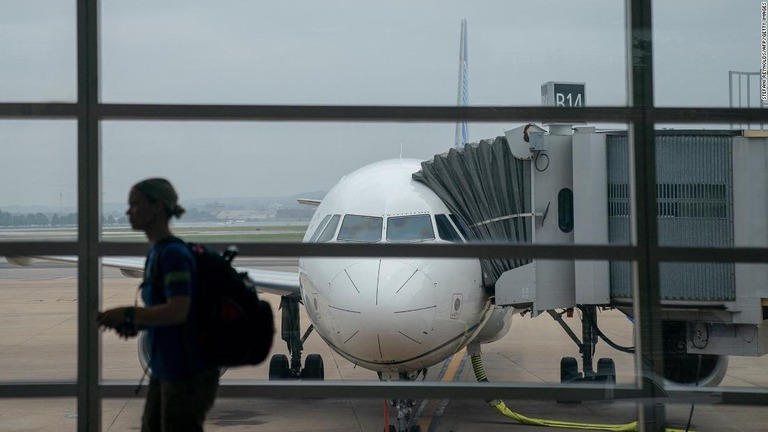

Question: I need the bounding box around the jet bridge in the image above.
[414,126,768,360]
[413,124,582,313]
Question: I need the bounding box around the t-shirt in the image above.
[141,238,209,379]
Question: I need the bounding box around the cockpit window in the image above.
[308,214,332,243]
[386,214,435,242]
[435,214,463,242]
[449,214,470,239]
[316,214,341,243]
[337,215,383,242]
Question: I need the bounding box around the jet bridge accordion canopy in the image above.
[413,136,532,288]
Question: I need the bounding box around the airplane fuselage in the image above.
[298,159,490,373]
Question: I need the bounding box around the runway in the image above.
[1,259,767,431]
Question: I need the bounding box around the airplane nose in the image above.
[327,259,438,363]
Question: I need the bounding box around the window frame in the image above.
[1,1,767,431]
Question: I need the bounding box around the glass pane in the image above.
[0,399,76,431]
[0,120,77,240]
[337,215,382,243]
[100,1,626,106]
[316,214,340,243]
[386,214,435,242]
[0,262,76,381]
[308,214,332,243]
[653,1,764,109]
[101,121,455,242]
[652,127,768,249]
[436,214,462,242]
[0,1,77,103]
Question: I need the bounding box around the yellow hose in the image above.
[470,353,692,432]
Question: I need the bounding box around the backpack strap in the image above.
[146,236,186,303]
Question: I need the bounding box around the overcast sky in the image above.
[0,0,764,210]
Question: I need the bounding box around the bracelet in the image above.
[124,306,136,326]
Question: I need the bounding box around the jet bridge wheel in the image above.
[269,354,290,380]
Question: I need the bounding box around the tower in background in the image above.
[454,19,469,148]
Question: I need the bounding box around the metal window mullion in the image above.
[76,0,101,431]
[3,104,766,125]
[627,0,667,430]
[93,242,768,262]
[95,103,768,124]
[0,242,80,256]
[0,103,79,118]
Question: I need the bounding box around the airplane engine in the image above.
[5,256,36,266]
[468,305,515,345]
[661,320,728,387]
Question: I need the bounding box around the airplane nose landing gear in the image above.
[388,398,419,432]
[380,370,425,432]
[268,296,325,380]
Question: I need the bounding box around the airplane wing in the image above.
[5,255,301,297]
[297,198,321,206]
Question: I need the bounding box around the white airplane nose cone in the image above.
[327,259,438,363]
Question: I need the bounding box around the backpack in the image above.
[153,238,275,367]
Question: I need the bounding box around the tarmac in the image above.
[1,259,767,431]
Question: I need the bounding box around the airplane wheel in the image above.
[597,358,616,383]
[302,354,324,380]
[383,426,396,432]
[560,356,579,383]
[269,354,289,380]
[408,425,422,432]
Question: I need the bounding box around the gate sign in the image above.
[541,82,586,107]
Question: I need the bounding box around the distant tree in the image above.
[0,210,11,226]
[51,214,60,226]
[34,213,49,226]
[12,214,27,226]
[58,213,77,226]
